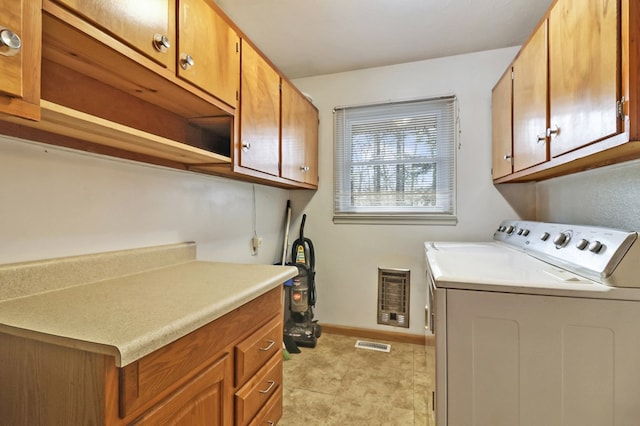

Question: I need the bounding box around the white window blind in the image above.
[334,96,457,224]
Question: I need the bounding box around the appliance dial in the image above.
[540,232,550,241]
[553,233,570,247]
[517,228,524,235]
[576,239,589,250]
[588,240,603,253]
[523,229,530,236]
[506,225,515,234]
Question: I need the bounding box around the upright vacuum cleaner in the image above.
[283,214,321,349]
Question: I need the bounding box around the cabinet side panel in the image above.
[0,333,109,425]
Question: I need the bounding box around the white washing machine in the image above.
[425,220,640,426]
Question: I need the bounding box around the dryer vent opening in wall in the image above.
[377,268,410,328]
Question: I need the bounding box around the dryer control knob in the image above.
[588,240,603,253]
[553,233,569,247]
[540,232,550,241]
[506,225,515,234]
[576,239,589,250]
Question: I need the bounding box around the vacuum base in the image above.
[283,321,319,349]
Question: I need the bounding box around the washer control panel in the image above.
[494,220,637,283]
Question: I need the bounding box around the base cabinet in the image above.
[0,286,284,425]
[437,289,640,426]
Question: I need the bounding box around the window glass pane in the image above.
[334,96,457,223]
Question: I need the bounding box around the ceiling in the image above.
[214,0,553,80]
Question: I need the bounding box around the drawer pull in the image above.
[259,339,275,351]
[259,380,276,394]
[266,422,275,425]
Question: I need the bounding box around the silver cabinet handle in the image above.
[259,380,276,394]
[0,28,21,56]
[300,165,310,172]
[179,53,194,70]
[503,154,512,160]
[546,125,560,138]
[152,34,171,53]
[536,134,546,143]
[259,339,275,351]
[241,141,251,152]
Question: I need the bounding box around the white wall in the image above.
[0,135,290,266]
[536,158,640,230]
[291,47,534,335]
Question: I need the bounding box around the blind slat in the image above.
[334,96,457,221]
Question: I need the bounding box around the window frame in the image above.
[333,96,458,225]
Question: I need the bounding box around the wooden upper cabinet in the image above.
[178,0,239,108]
[239,40,280,176]
[0,0,40,120]
[491,67,513,179]
[548,0,620,157]
[513,21,548,172]
[52,0,176,70]
[281,79,319,186]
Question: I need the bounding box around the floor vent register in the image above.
[354,340,391,352]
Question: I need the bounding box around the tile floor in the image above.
[280,333,436,425]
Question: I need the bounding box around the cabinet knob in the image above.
[503,154,512,160]
[179,54,194,70]
[536,134,546,143]
[300,165,310,172]
[241,141,251,152]
[152,34,171,53]
[0,28,21,57]
[546,125,560,138]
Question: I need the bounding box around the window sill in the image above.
[333,213,457,225]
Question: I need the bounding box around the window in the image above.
[334,96,457,224]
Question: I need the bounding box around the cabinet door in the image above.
[513,22,548,172]
[0,0,40,120]
[281,80,319,185]
[548,0,620,157]
[178,0,239,107]
[491,67,513,179]
[239,41,280,176]
[52,0,175,70]
[130,354,233,426]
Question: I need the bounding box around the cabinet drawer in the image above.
[235,353,282,426]
[248,389,282,426]
[235,315,282,386]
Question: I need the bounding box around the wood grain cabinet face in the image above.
[239,40,281,177]
[129,354,232,426]
[178,0,240,107]
[281,79,319,186]
[548,0,620,157]
[491,0,628,182]
[0,0,40,120]
[491,67,513,180]
[513,21,548,172]
[235,353,283,426]
[52,0,176,71]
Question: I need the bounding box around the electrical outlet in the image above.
[251,236,262,255]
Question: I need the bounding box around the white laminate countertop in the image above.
[0,245,297,367]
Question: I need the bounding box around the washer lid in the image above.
[425,241,607,295]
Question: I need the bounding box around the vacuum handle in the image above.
[299,214,306,241]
